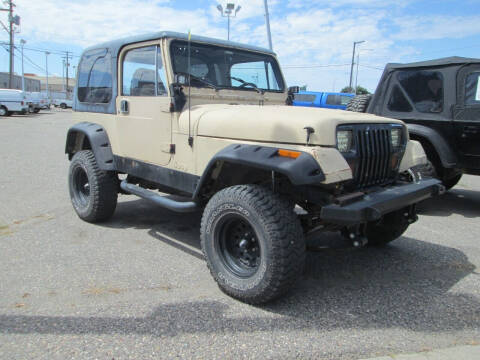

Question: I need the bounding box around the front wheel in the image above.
[365,208,411,246]
[68,150,118,223]
[60,103,67,109]
[0,106,7,116]
[201,185,305,304]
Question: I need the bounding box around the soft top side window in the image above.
[397,70,444,113]
[77,48,112,104]
[465,72,480,105]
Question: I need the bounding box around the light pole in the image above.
[263,0,273,50]
[217,3,241,41]
[354,48,373,94]
[348,40,365,93]
[20,38,25,91]
[45,51,50,99]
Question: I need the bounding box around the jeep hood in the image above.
[188,104,404,147]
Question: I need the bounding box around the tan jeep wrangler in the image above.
[66,31,443,304]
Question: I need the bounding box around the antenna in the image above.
[187,30,193,147]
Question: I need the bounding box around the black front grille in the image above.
[355,127,392,187]
[339,124,405,189]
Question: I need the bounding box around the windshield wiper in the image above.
[176,72,219,90]
[229,76,264,94]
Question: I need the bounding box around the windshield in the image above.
[170,40,285,92]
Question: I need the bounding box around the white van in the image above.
[26,92,51,113]
[0,89,29,116]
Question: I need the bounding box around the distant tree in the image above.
[355,86,370,95]
[341,85,370,95]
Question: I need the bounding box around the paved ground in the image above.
[0,110,479,360]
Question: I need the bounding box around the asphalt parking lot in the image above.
[1,110,479,359]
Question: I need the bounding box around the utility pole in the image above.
[349,40,365,93]
[0,0,19,89]
[62,58,65,91]
[65,51,70,96]
[263,0,273,50]
[45,51,49,99]
[20,38,25,91]
[8,0,13,88]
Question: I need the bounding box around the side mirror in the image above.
[288,86,300,94]
[174,73,187,86]
[169,81,186,112]
[286,86,300,106]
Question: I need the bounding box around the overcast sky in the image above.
[1,0,480,92]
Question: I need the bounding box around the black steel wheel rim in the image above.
[216,214,261,278]
[72,166,90,207]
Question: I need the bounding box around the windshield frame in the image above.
[169,40,286,93]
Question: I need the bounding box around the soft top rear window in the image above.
[77,48,113,104]
[170,40,285,92]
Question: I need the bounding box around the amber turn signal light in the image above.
[278,149,301,159]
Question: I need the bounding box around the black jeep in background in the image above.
[347,57,480,189]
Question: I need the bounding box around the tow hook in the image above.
[343,229,368,248]
[404,205,418,224]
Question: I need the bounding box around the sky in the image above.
[1,0,480,92]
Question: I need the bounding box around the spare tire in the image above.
[346,94,372,113]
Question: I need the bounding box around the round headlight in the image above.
[391,128,402,148]
[337,130,353,152]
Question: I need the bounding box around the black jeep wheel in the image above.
[443,173,462,190]
[346,94,372,112]
[365,208,410,247]
[68,150,118,223]
[201,185,305,304]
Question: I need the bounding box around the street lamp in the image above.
[348,40,365,93]
[217,2,241,41]
[354,48,373,95]
[20,39,26,92]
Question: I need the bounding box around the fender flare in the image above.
[193,144,325,200]
[65,122,115,171]
[407,124,457,168]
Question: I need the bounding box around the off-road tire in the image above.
[443,173,462,190]
[346,94,372,112]
[416,159,436,179]
[365,208,409,247]
[0,106,7,116]
[200,185,305,304]
[68,150,118,223]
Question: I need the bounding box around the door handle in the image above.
[120,99,129,114]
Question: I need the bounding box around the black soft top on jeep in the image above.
[368,56,480,117]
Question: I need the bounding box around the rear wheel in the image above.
[201,185,305,304]
[33,108,40,113]
[60,103,67,109]
[0,106,7,116]
[68,150,118,223]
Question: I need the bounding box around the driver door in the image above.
[453,65,480,161]
[116,43,172,166]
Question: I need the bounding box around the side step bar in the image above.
[120,180,199,213]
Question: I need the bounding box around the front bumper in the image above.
[320,178,443,225]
